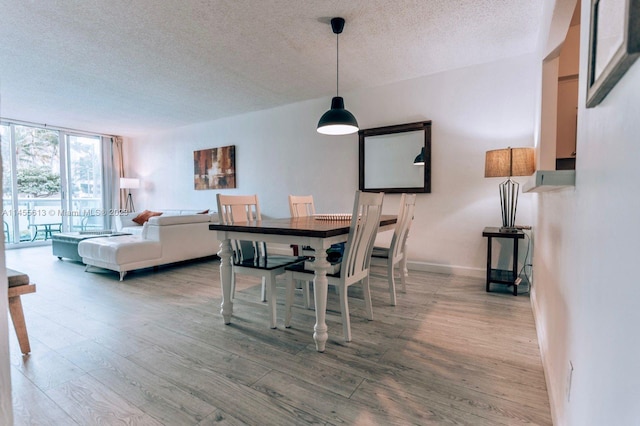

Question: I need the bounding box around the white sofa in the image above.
[79,213,220,280]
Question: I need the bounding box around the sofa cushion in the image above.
[78,236,162,264]
[148,214,210,226]
[132,210,163,225]
[158,209,208,216]
[120,226,144,236]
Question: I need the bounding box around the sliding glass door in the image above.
[2,125,62,243]
[1,124,13,243]
[65,134,105,231]
[1,123,107,245]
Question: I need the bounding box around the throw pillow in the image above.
[132,210,163,225]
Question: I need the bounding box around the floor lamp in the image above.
[120,178,140,213]
[484,147,535,232]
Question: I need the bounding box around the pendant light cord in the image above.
[336,32,339,97]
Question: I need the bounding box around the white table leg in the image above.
[218,238,234,324]
[311,244,330,352]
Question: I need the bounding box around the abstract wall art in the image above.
[194,145,236,190]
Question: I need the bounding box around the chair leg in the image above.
[8,296,31,355]
[265,274,277,329]
[230,269,237,300]
[388,258,397,306]
[338,284,352,342]
[303,280,312,309]
[294,280,307,308]
[362,277,373,321]
[285,274,296,328]
[400,255,408,292]
[260,276,267,302]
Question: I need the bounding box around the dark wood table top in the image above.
[209,215,397,238]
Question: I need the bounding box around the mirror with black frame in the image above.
[358,121,431,193]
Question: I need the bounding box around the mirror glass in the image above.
[364,131,424,188]
[359,121,431,193]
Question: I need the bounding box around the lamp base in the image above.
[499,178,519,230]
[125,193,135,213]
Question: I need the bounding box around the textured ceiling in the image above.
[0,0,544,137]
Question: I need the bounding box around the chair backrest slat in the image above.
[216,194,264,260]
[217,194,261,224]
[390,193,417,260]
[342,191,384,279]
[289,195,315,218]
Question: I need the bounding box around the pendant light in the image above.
[317,17,359,135]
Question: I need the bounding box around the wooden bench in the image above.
[7,268,36,355]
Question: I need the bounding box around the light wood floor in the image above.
[5,245,552,425]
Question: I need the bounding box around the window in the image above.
[1,122,110,245]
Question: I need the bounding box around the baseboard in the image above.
[530,286,560,426]
[406,260,485,278]
[269,244,485,278]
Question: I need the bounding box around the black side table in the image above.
[482,227,525,296]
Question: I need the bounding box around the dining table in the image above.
[209,214,397,352]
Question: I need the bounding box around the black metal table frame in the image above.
[482,227,525,296]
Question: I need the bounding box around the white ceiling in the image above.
[0,0,544,137]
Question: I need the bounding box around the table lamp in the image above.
[484,147,535,232]
[120,178,140,212]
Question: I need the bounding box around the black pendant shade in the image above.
[317,17,359,136]
[317,96,359,135]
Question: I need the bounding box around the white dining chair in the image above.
[216,194,304,328]
[288,194,316,308]
[371,193,416,305]
[284,191,384,342]
[289,194,315,218]
[288,194,316,256]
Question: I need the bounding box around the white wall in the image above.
[128,54,538,276]
[0,243,10,426]
[532,0,640,424]
[0,182,11,423]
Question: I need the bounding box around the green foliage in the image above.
[3,125,100,199]
[16,166,60,197]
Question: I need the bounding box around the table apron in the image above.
[215,230,348,250]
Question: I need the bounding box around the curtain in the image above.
[111,136,126,210]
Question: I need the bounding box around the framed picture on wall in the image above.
[194,145,236,190]
[586,0,640,107]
